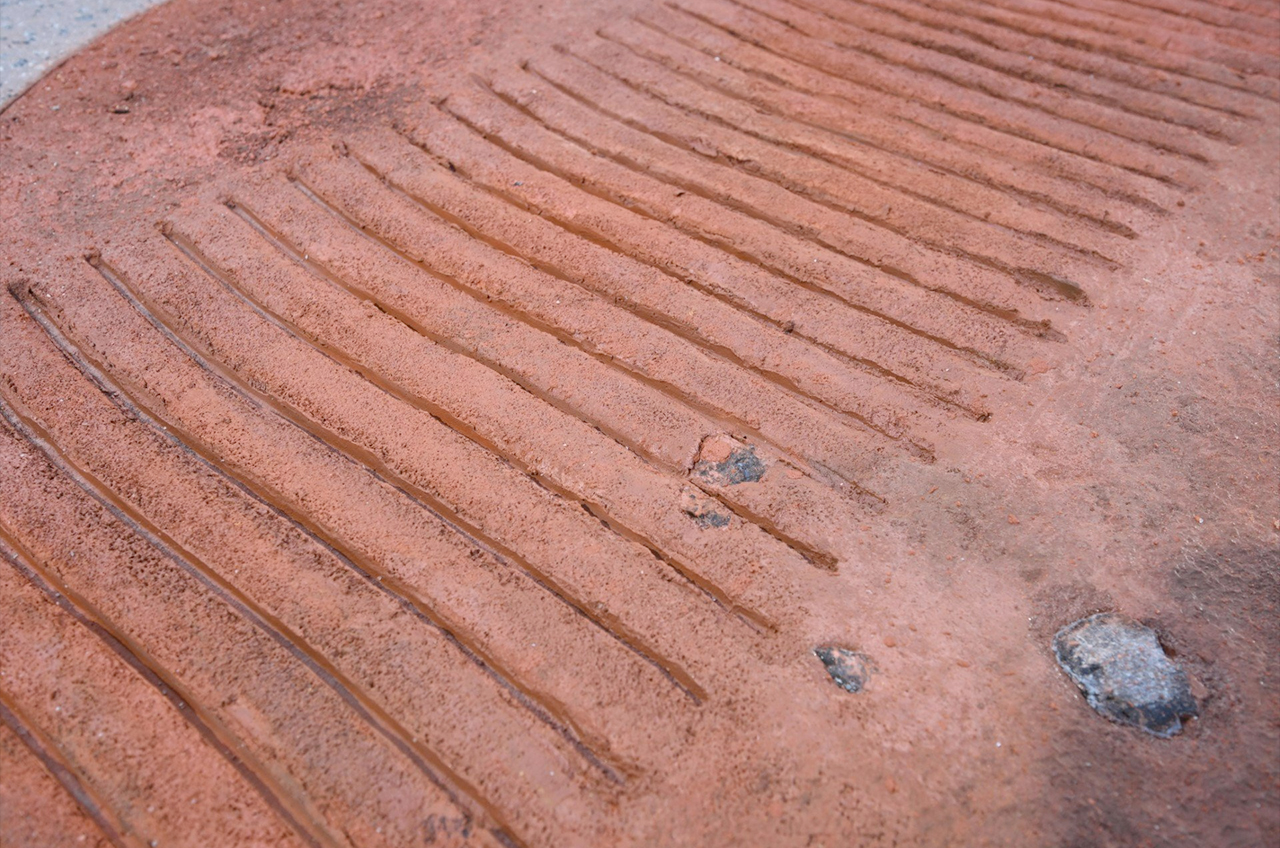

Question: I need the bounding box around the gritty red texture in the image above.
[0,0,1277,845]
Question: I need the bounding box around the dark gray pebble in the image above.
[1053,612,1198,737]
[815,646,872,694]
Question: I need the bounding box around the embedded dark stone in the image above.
[695,446,766,486]
[815,646,872,694]
[678,487,731,530]
[1053,612,1199,738]
[694,511,731,529]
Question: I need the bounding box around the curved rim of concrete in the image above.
[1,0,171,109]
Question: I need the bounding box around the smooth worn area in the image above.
[0,0,1277,845]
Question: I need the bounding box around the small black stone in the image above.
[815,646,872,694]
[694,511,731,529]
[695,446,766,486]
[1053,612,1199,738]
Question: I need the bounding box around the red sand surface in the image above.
[0,0,1277,845]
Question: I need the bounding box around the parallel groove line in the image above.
[1105,0,1280,27]
[232,195,844,580]
[280,178,729,469]
[30,265,628,787]
[193,205,724,692]
[169,220,787,659]
[11,285,622,787]
[533,52,1103,273]
[631,9,1172,213]
[675,0,1196,185]
[1039,0,1280,57]
[985,0,1280,72]
[1190,0,1280,19]
[775,0,1231,148]
[268,177,875,567]
[760,0,1220,161]
[420,106,1035,373]
[803,0,1241,136]
[1091,0,1280,30]
[350,138,936,438]
[569,37,1130,258]
[526,58,1114,290]
[0,528,325,848]
[941,0,1278,95]
[605,19,1150,232]
[387,117,1018,415]
[107,235,707,738]
[287,170,857,595]
[474,78,1063,333]
[835,0,1255,119]
[294,154,889,494]
[354,134,987,420]
[0,691,134,848]
[350,153,918,443]
[0,346,523,848]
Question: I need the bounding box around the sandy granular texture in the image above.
[0,0,1277,845]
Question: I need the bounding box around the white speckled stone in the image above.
[1,0,168,106]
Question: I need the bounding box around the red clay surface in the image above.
[0,0,1277,845]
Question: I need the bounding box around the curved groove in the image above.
[839,0,1255,119]
[481,73,1069,311]
[353,138,987,420]
[1083,0,1280,35]
[654,1,1178,196]
[82,250,660,774]
[684,479,839,570]
[940,0,1277,97]
[791,0,1242,136]
[1038,0,1280,62]
[755,0,1220,158]
[1106,0,1280,30]
[9,279,571,841]
[604,20,1150,232]
[427,102,1040,372]
[0,524,327,848]
[232,193,852,583]
[281,175,848,600]
[0,356,521,847]
[525,58,1110,291]
[566,38,1130,258]
[0,690,133,848]
[292,155,886,494]
[453,81,1061,341]
[10,285,623,787]
[175,209,711,702]
[631,9,1169,213]
[278,179,729,469]
[348,143,943,436]
[672,0,1194,186]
